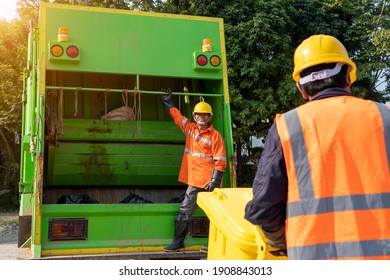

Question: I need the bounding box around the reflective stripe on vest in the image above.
[284,109,315,199]
[289,239,390,260]
[184,147,214,162]
[276,97,390,259]
[181,118,189,133]
[188,130,213,145]
[375,102,390,168]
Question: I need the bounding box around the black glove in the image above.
[161,88,174,109]
[261,225,286,250]
[206,169,224,191]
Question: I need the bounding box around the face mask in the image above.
[193,114,212,125]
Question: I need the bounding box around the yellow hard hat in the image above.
[193,101,213,115]
[292,34,356,84]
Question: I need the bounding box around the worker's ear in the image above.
[296,82,310,100]
[346,69,352,86]
[342,69,352,92]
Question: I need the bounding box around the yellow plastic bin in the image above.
[197,188,287,260]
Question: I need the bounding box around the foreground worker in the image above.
[245,34,390,259]
[162,89,227,252]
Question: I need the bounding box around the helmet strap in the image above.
[299,62,344,85]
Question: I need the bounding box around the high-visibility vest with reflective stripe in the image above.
[275,96,390,259]
[169,108,227,188]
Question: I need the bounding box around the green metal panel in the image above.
[40,204,207,251]
[41,4,225,79]
[47,142,183,186]
[56,119,184,142]
[46,119,186,186]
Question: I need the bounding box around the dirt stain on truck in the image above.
[79,144,117,184]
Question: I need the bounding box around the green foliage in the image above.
[51,0,166,11]
[0,20,23,131]
[52,0,131,9]
[16,0,40,24]
[0,0,39,209]
[0,189,11,197]
[160,0,389,185]
[341,0,390,101]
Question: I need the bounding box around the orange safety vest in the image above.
[169,108,227,189]
[275,96,390,259]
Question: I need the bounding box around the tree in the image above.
[51,0,166,11]
[161,0,389,186]
[0,0,43,209]
[52,0,130,9]
[160,0,296,184]
[340,0,390,101]
[0,17,27,208]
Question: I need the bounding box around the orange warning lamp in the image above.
[58,27,69,42]
[202,38,212,52]
[192,37,222,71]
[49,26,80,63]
[51,44,64,57]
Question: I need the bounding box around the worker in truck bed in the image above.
[244,34,390,260]
[161,89,227,253]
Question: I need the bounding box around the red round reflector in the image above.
[196,55,208,66]
[66,46,79,58]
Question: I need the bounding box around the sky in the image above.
[0,0,19,22]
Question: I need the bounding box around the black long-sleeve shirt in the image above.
[244,88,351,231]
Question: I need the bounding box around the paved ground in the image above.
[0,212,19,260]
[0,242,18,260]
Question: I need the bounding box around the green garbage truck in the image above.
[18,2,235,259]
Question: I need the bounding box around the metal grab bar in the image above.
[45,86,223,97]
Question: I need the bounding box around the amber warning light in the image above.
[210,55,221,67]
[50,44,80,59]
[49,27,80,63]
[58,27,69,42]
[202,38,212,52]
[51,44,63,57]
[193,38,222,71]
